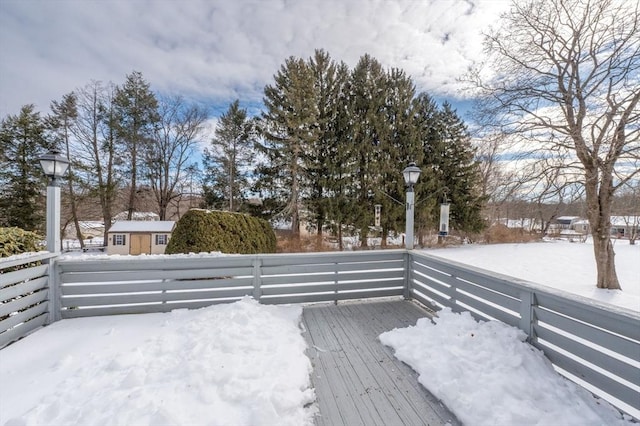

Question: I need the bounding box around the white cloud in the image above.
[0,0,510,118]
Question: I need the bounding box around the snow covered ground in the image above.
[0,298,315,426]
[380,308,636,426]
[422,238,640,312]
[1,240,638,425]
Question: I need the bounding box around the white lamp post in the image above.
[39,149,70,253]
[402,162,421,249]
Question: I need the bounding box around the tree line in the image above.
[0,72,207,247]
[1,52,484,250]
[203,50,484,248]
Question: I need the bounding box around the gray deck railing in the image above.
[55,250,406,318]
[1,249,638,418]
[408,251,640,416]
[0,252,58,348]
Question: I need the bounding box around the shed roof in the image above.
[108,221,175,233]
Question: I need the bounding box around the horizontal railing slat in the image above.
[534,324,640,388]
[410,280,452,307]
[62,287,253,307]
[0,276,48,302]
[452,277,521,314]
[260,287,403,305]
[411,253,523,298]
[454,290,520,327]
[61,277,253,295]
[261,279,403,296]
[0,252,56,270]
[0,265,49,289]
[0,303,48,333]
[535,293,640,341]
[534,307,639,361]
[0,289,48,318]
[60,298,248,318]
[538,341,639,410]
[60,267,253,283]
[0,313,47,349]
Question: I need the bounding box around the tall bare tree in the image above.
[471,0,639,289]
[74,81,121,242]
[146,96,207,220]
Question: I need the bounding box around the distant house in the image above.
[112,211,160,222]
[106,221,175,255]
[610,216,640,240]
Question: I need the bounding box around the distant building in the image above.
[610,216,640,239]
[112,211,160,222]
[106,221,175,255]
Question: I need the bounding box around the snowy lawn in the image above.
[0,298,315,426]
[379,308,636,426]
[422,239,640,312]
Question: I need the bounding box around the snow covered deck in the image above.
[302,299,460,426]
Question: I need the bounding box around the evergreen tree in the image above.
[258,57,318,236]
[202,100,255,211]
[346,55,388,246]
[375,68,421,246]
[0,105,52,231]
[416,99,485,237]
[113,71,159,219]
[304,50,349,236]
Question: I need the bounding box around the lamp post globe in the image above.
[403,162,421,250]
[39,149,70,185]
[402,162,421,188]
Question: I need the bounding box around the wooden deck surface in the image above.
[302,299,461,426]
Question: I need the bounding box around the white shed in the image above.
[107,221,175,255]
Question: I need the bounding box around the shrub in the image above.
[483,224,541,244]
[166,209,277,254]
[0,227,44,258]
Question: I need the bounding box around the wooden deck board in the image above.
[302,299,460,426]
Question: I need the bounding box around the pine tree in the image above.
[376,68,421,246]
[304,50,349,236]
[258,57,318,236]
[0,105,52,231]
[202,100,255,211]
[416,99,485,237]
[113,71,159,219]
[347,55,389,247]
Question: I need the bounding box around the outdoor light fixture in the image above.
[38,148,70,254]
[39,148,70,185]
[402,162,421,188]
[403,161,421,250]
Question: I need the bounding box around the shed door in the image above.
[130,234,151,255]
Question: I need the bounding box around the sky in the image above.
[0,0,512,121]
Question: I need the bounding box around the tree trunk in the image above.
[585,169,621,290]
[592,235,620,289]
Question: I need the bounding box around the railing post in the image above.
[252,257,262,302]
[46,255,61,324]
[403,251,411,300]
[519,290,536,343]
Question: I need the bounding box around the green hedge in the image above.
[0,227,44,258]
[166,209,277,254]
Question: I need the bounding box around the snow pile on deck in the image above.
[379,308,634,426]
[0,298,315,426]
